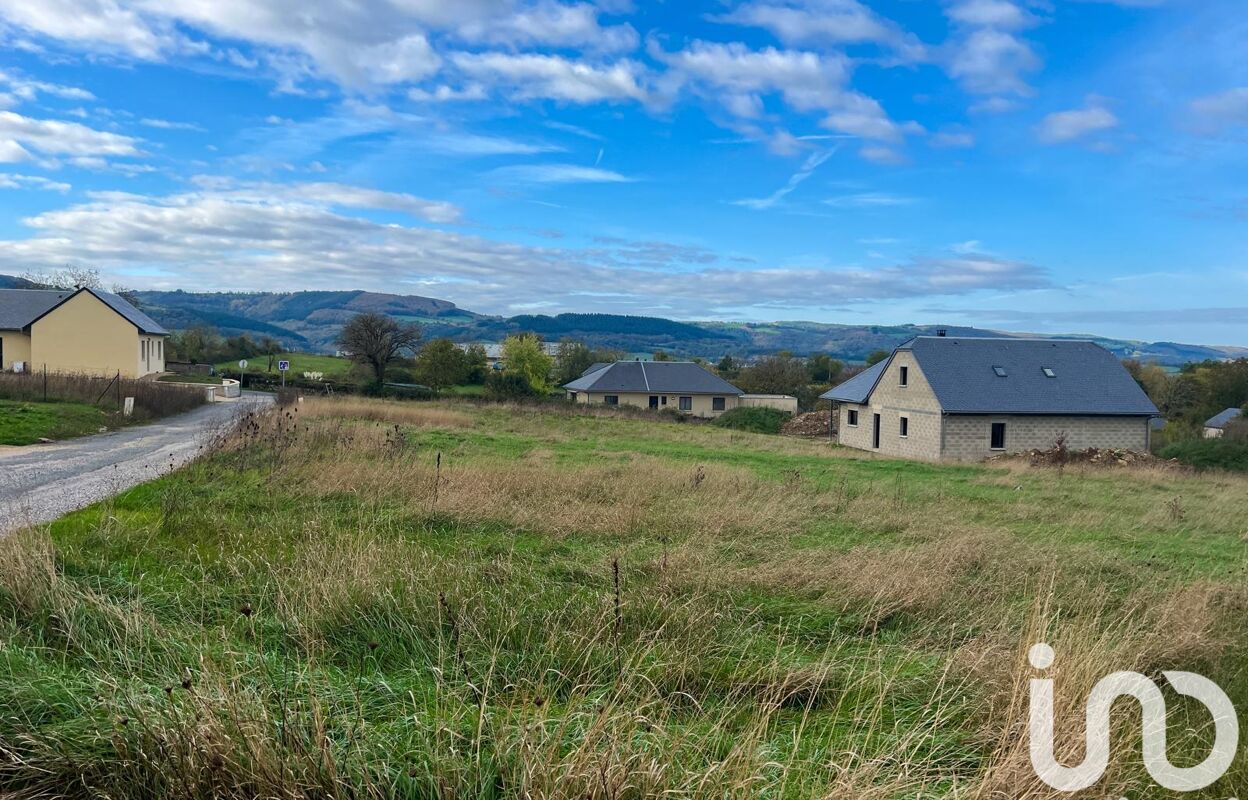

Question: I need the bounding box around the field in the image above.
[0,399,109,445]
[215,352,357,380]
[2,398,1247,797]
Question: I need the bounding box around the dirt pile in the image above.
[989,445,1182,469]
[782,411,834,438]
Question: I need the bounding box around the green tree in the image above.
[554,339,596,386]
[485,371,537,400]
[737,353,810,396]
[716,355,740,379]
[462,344,489,384]
[337,313,422,386]
[414,338,469,390]
[806,354,844,384]
[503,333,553,392]
[865,350,890,366]
[653,350,672,362]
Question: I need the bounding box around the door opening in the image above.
[872,413,881,449]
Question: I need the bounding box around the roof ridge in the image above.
[639,360,651,392]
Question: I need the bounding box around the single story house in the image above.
[1204,408,1243,438]
[821,336,1159,461]
[564,360,746,418]
[0,287,169,378]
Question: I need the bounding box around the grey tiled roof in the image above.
[563,361,743,395]
[819,360,886,403]
[822,337,1159,416]
[89,289,168,335]
[1205,408,1243,429]
[581,362,610,377]
[0,289,71,330]
[907,337,1157,415]
[0,287,167,335]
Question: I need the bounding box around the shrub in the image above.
[484,371,537,400]
[711,406,790,435]
[1158,438,1248,472]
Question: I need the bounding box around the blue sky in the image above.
[0,0,1245,345]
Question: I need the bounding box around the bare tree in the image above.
[337,313,422,385]
[21,266,103,290]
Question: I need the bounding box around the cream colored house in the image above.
[821,336,1159,462]
[563,361,745,419]
[0,287,169,378]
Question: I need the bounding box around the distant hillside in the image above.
[0,276,1238,366]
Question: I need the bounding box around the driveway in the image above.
[0,394,272,535]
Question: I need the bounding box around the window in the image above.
[1042,367,1056,378]
[899,365,908,386]
[990,422,1007,450]
[679,396,693,411]
[992,366,1007,377]
[899,416,909,438]
[847,409,859,427]
[569,392,578,401]
[661,396,667,406]
[604,395,619,406]
[712,396,726,411]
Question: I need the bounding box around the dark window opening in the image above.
[900,416,909,437]
[899,366,908,386]
[990,422,1007,450]
[661,396,667,405]
[847,409,859,426]
[679,396,692,411]
[649,395,659,409]
[604,395,619,406]
[712,396,726,411]
[992,366,1007,377]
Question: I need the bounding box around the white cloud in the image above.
[946,0,1035,30]
[0,172,71,191]
[407,83,489,103]
[0,187,1049,316]
[1189,87,1248,133]
[455,1,638,52]
[0,0,173,59]
[0,68,95,103]
[930,129,976,147]
[713,0,923,58]
[140,117,204,131]
[487,163,634,183]
[824,191,917,207]
[0,139,32,162]
[451,52,648,103]
[733,148,835,210]
[858,144,906,165]
[947,28,1040,95]
[659,41,848,113]
[1037,104,1118,143]
[0,110,142,158]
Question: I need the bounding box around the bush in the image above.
[485,371,537,400]
[1158,438,1248,472]
[711,406,790,435]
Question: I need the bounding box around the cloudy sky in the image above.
[0,0,1245,344]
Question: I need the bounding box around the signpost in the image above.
[278,359,290,387]
[238,359,247,388]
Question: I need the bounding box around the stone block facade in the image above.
[835,351,1152,461]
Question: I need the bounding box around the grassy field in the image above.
[0,399,110,445]
[2,397,1247,797]
[215,352,357,380]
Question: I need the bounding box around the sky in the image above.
[0,0,1245,345]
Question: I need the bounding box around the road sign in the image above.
[238,359,248,370]
[278,360,290,371]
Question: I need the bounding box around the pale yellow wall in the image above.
[138,334,166,376]
[29,291,153,378]
[568,390,739,418]
[837,351,945,460]
[0,332,32,371]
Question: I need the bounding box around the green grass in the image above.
[214,351,356,379]
[1159,436,1248,472]
[0,398,112,445]
[2,399,1246,797]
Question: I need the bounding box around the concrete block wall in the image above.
[941,415,1151,461]
[837,351,945,461]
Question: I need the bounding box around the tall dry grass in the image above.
[0,370,205,418]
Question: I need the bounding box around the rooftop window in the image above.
[992,366,1007,377]
[1042,367,1056,378]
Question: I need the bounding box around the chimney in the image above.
[936,328,947,337]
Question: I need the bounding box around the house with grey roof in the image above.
[820,336,1159,461]
[563,360,747,418]
[0,287,168,378]
[1204,408,1243,438]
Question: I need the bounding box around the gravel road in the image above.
[0,394,272,535]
